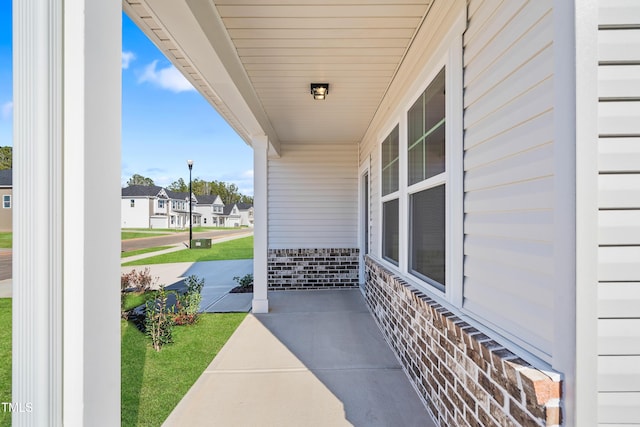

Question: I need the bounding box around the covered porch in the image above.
[164,289,435,426]
[12,0,603,425]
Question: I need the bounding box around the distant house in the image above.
[221,203,241,228]
[119,185,262,229]
[0,169,11,231]
[193,194,225,227]
[164,189,201,229]
[236,202,254,227]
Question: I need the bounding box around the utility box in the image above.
[191,238,212,249]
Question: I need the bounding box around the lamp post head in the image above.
[187,159,193,170]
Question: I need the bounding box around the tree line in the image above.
[126,173,253,205]
[0,146,11,170]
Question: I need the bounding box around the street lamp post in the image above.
[188,159,193,248]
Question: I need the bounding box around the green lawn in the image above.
[121,313,246,427]
[0,299,11,427]
[122,231,170,240]
[121,246,174,258]
[0,232,11,249]
[122,291,159,311]
[0,300,245,427]
[122,236,253,266]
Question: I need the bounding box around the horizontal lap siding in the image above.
[269,142,358,248]
[597,1,640,424]
[463,0,555,361]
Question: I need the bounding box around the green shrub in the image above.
[233,273,253,289]
[144,286,174,351]
[173,275,205,326]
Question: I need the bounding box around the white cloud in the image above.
[1,102,12,120]
[121,51,135,69]
[138,60,195,93]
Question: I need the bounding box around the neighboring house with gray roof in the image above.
[0,169,12,231]
[221,203,242,228]
[236,202,254,227]
[193,194,225,227]
[122,185,238,229]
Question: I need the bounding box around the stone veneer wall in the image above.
[267,248,359,290]
[365,257,562,427]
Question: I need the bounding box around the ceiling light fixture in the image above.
[310,83,329,100]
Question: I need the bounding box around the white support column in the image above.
[252,135,269,313]
[13,0,121,425]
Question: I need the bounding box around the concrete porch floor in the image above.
[163,289,436,427]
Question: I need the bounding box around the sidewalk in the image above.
[163,289,436,427]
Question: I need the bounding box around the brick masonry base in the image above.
[365,256,562,427]
[267,248,359,290]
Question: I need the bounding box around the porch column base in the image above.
[252,298,269,314]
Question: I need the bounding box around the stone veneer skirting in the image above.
[365,257,562,427]
[267,248,359,290]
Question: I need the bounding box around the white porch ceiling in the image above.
[124,0,433,147]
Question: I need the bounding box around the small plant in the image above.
[233,273,253,290]
[145,286,174,351]
[121,267,158,293]
[173,275,205,325]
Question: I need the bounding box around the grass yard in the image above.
[122,231,170,240]
[0,299,10,427]
[0,232,11,249]
[121,313,246,426]
[121,246,174,258]
[122,291,158,312]
[122,236,253,266]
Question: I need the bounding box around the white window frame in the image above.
[2,195,10,209]
[377,32,463,307]
[380,124,401,266]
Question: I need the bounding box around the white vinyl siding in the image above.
[597,1,640,424]
[269,142,357,248]
[120,198,152,228]
[462,1,555,361]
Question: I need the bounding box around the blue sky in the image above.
[0,5,254,196]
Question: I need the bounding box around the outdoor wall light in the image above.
[310,83,329,100]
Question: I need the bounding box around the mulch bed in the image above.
[230,285,253,294]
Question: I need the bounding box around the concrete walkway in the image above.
[163,290,436,427]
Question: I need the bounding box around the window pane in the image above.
[425,121,445,179]
[408,141,424,186]
[410,185,445,287]
[408,67,445,185]
[424,68,445,132]
[408,96,423,147]
[381,125,399,196]
[382,199,399,265]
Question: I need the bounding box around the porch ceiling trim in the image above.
[124,0,435,151]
